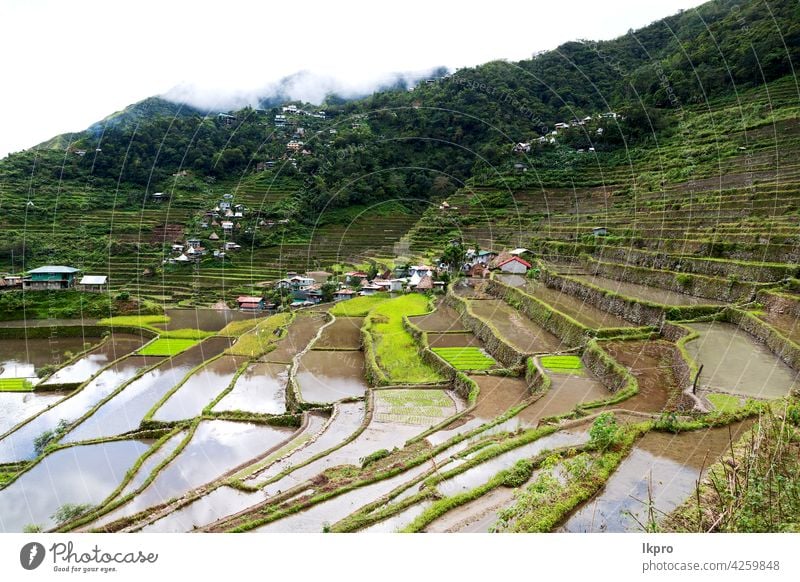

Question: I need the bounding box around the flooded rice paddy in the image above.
[0,356,157,462]
[296,350,367,403]
[41,334,145,386]
[314,317,363,349]
[570,274,723,306]
[686,322,800,398]
[0,439,151,532]
[0,337,99,380]
[468,299,564,353]
[559,422,752,532]
[212,362,289,414]
[498,274,634,329]
[62,338,231,443]
[154,355,245,421]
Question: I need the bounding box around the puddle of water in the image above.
[264,313,327,363]
[159,308,260,332]
[408,304,466,332]
[560,423,752,532]
[469,300,564,353]
[0,439,151,532]
[140,486,266,532]
[437,429,589,497]
[359,500,434,532]
[571,274,722,306]
[42,334,145,386]
[296,350,367,404]
[0,357,157,462]
[498,274,634,329]
[93,420,293,526]
[0,337,98,380]
[62,338,231,443]
[212,363,289,414]
[154,356,245,421]
[314,317,363,349]
[0,393,62,436]
[686,322,800,399]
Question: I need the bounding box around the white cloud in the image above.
[0,0,707,157]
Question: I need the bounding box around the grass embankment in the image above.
[706,393,742,413]
[0,378,34,392]
[0,290,118,321]
[98,315,214,339]
[431,347,495,371]
[225,312,294,358]
[138,338,200,357]
[330,293,390,317]
[367,295,444,383]
[539,355,583,374]
[218,317,268,337]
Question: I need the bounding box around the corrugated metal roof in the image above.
[79,275,107,285]
[27,265,79,274]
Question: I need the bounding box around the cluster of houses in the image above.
[460,248,533,277]
[0,266,108,292]
[165,194,251,264]
[512,112,620,155]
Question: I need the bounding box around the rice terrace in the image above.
[1,0,800,536]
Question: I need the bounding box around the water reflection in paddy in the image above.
[0,356,157,462]
[0,439,150,532]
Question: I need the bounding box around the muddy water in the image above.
[314,317,363,349]
[141,486,267,532]
[296,350,367,404]
[251,401,365,488]
[0,357,158,462]
[437,429,589,497]
[408,304,467,333]
[62,338,232,443]
[212,363,289,414]
[41,334,145,386]
[359,500,434,532]
[93,420,294,526]
[0,439,150,532]
[498,274,634,329]
[469,299,564,353]
[686,322,800,398]
[264,313,327,363]
[560,423,753,532]
[518,373,610,425]
[0,337,96,379]
[428,333,482,348]
[600,340,678,413]
[154,356,245,421]
[159,308,259,332]
[467,376,530,421]
[571,274,722,306]
[0,393,62,435]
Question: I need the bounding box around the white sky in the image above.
[0,0,707,158]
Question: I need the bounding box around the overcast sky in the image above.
[0,0,707,158]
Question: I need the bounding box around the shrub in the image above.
[51,503,94,525]
[589,412,622,451]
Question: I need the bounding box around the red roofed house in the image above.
[495,256,531,274]
[237,296,265,311]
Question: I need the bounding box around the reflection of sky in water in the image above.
[0,358,149,462]
[0,440,150,532]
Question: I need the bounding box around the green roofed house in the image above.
[23,265,80,291]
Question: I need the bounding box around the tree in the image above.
[439,241,466,272]
[320,282,337,303]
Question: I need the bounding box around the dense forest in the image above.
[1,0,798,223]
